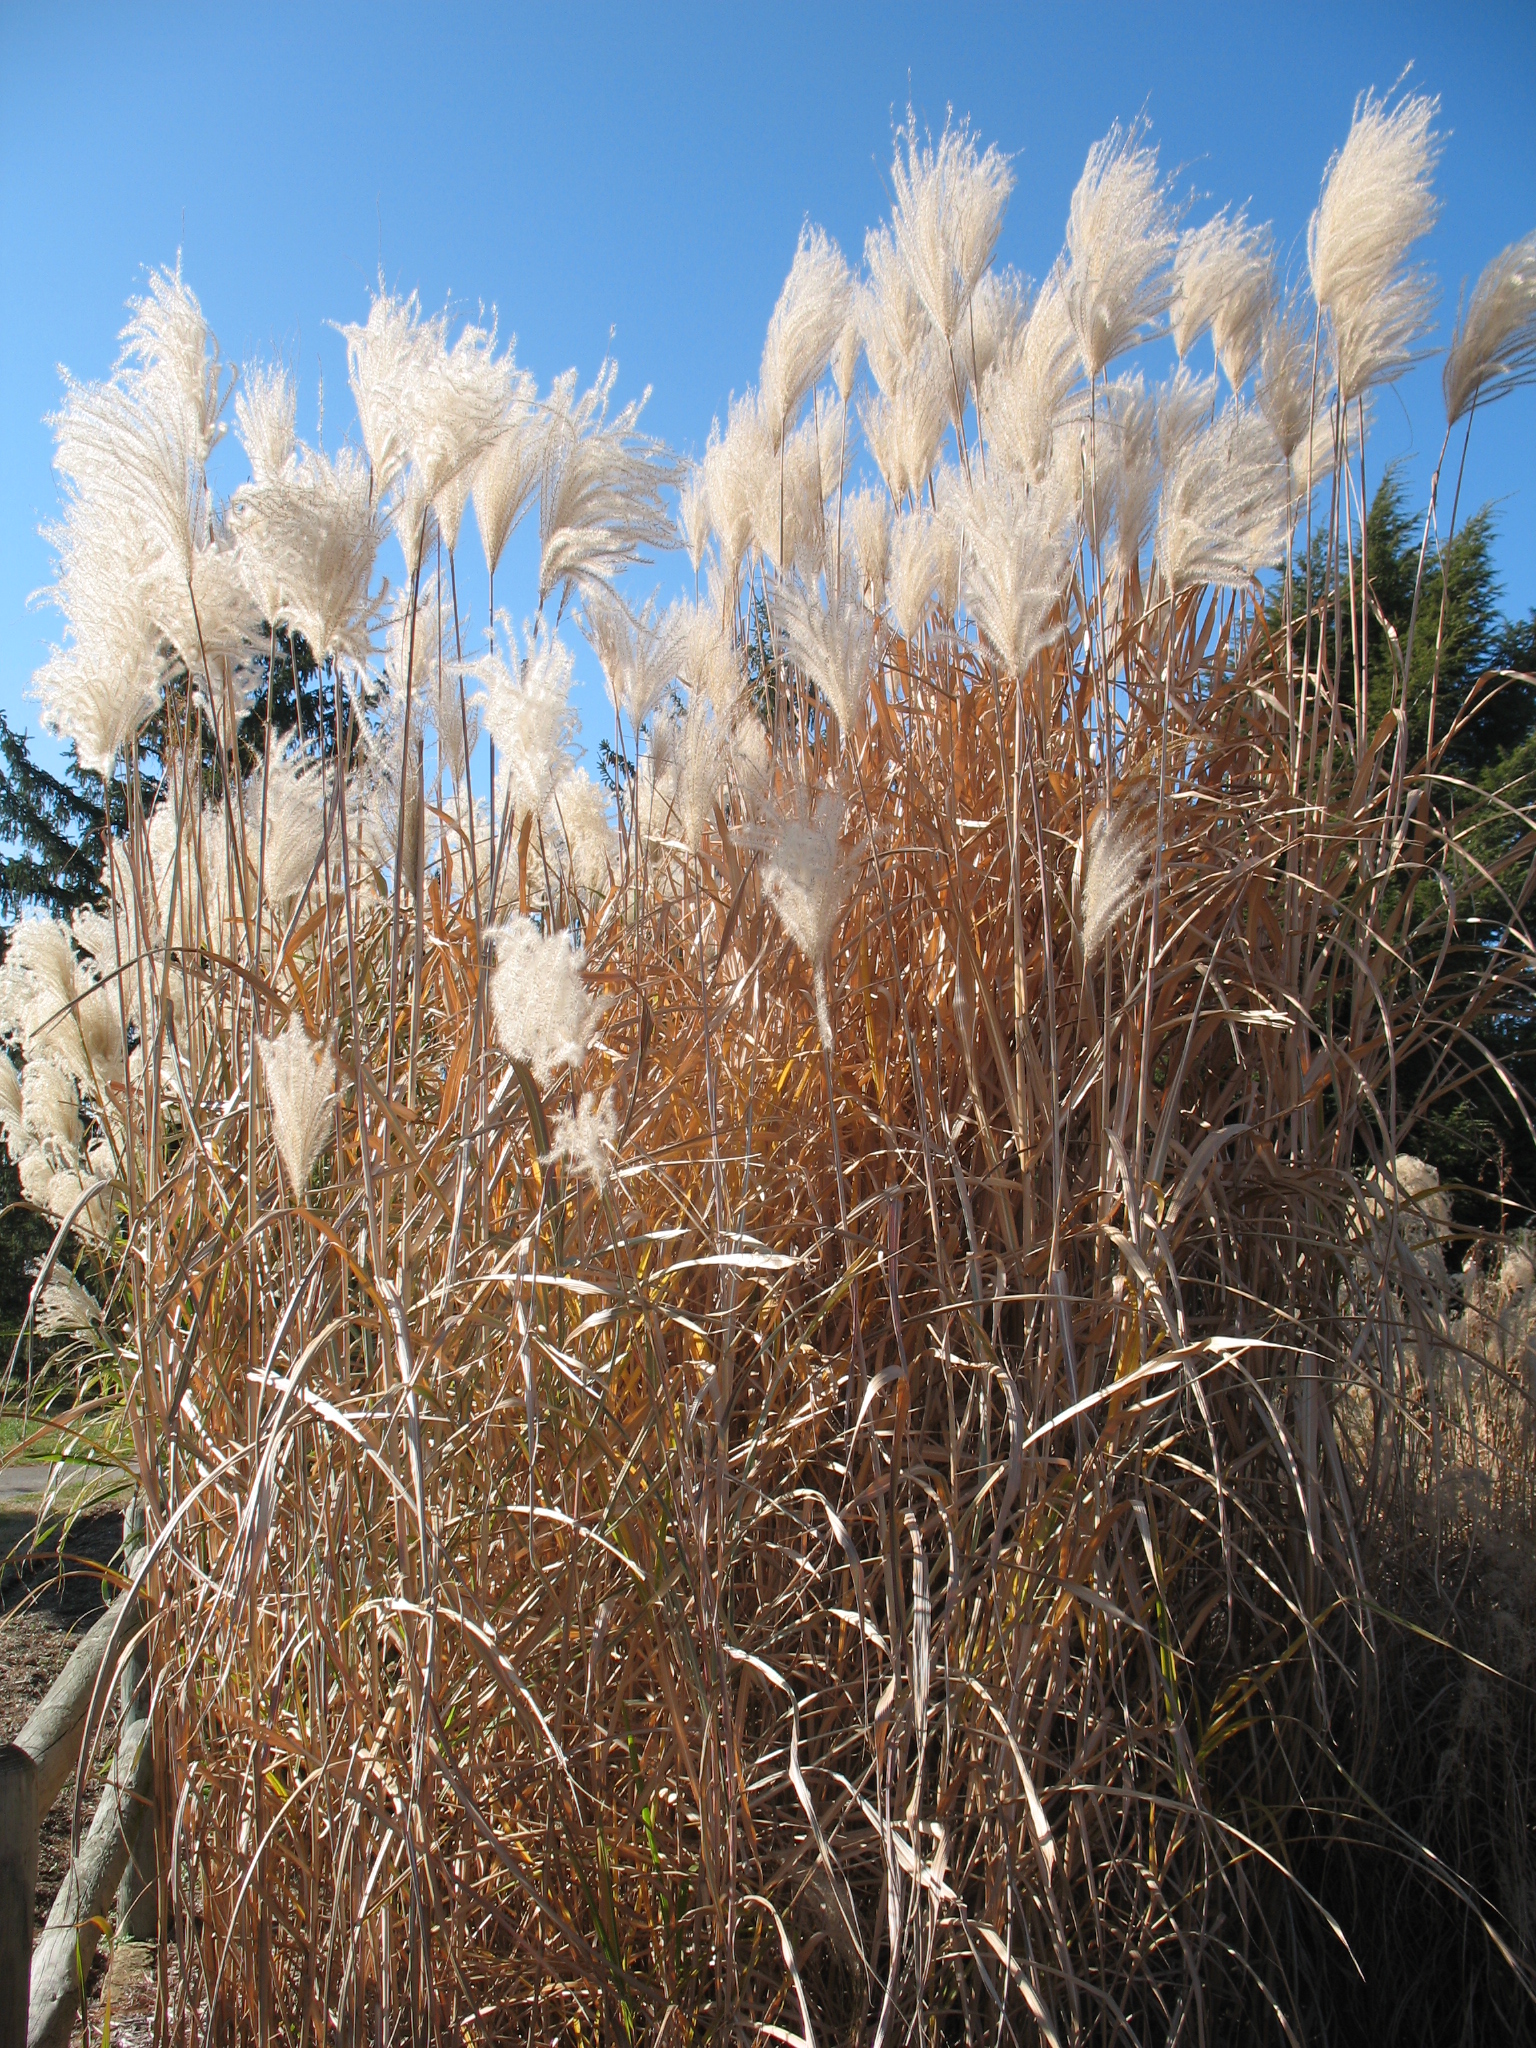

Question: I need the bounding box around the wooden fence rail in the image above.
[1,1540,153,2048]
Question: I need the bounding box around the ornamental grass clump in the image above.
[3,83,1534,2043]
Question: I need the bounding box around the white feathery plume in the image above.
[431,664,481,786]
[394,465,439,581]
[258,1016,337,1194]
[250,752,329,910]
[6,919,77,1010]
[337,288,440,494]
[490,920,602,1085]
[20,1153,55,1207]
[1309,88,1440,402]
[551,771,616,895]
[541,1087,619,1190]
[777,583,874,737]
[858,226,935,398]
[47,1168,113,1246]
[37,1268,103,1339]
[1064,124,1177,379]
[235,363,296,486]
[958,472,1073,677]
[832,320,861,405]
[677,601,738,714]
[843,490,891,613]
[859,341,951,504]
[583,593,683,732]
[1111,377,1161,580]
[476,624,578,820]
[760,225,852,449]
[1157,365,1218,468]
[677,467,711,576]
[983,267,1079,483]
[1258,295,1320,465]
[0,1054,23,1157]
[740,785,853,1049]
[960,267,1030,395]
[748,415,822,576]
[22,1059,82,1152]
[1156,402,1289,592]
[1443,231,1536,426]
[471,373,543,580]
[1081,804,1154,960]
[120,262,229,465]
[702,392,773,581]
[890,507,939,641]
[1172,210,1274,391]
[234,447,382,665]
[538,363,678,610]
[666,702,732,852]
[412,319,511,545]
[889,115,1015,345]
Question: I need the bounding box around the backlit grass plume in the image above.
[3,87,1534,2048]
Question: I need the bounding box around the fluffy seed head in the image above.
[1155,402,1290,592]
[258,1016,337,1194]
[1064,124,1176,379]
[889,115,1015,345]
[1443,231,1536,426]
[490,920,602,1085]
[541,1087,619,1189]
[760,226,852,448]
[1309,88,1440,401]
[1082,803,1155,960]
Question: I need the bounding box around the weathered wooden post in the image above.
[0,1744,39,2048]
[114,1499,156,1942]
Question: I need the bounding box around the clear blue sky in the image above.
[3,0,1533,774]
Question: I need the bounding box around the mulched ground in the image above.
[0,1500,168,2041]
[0,1501,125,1925]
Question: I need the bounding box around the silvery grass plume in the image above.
[954,265,1030,404]
[1172,208,1275,392]
[858,224,935,399]
[1309,87,1440,402]
[760,225,852,449]
[960,472,1074,676]
[889,114,1015,349]
[257,1016,337,1195]
[36,1268,103,1340]
[18,1053,82,1153]
[549,770,617,896]
[537,363,678,611]
[490,919,603,1084]
[472,372,544,581]
[701,392,773,582]
[676,466,710,577]
[337,287,440,495]
[413,318,513,549]
[1156,401,1290,591]
[235,362,297,487]
[1258,292,1320,467]
[984,266,1080,483]
[1081,801,1155,960]
[842,490,891,613]
[647,702,731,854]
[1065,123,1177,379]
[0,1053,24,1157]
[248,752,329,912]
[583,590,684,732]
[471,624,578,823]
[859,342,951,505]
[233,446,382,668]
[741,785,854,1049]
[890,505,940,641]
[1443,230,1536,426]
[777,580,876,739]
[36,265,233,774]
[540,1087,619,1189]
